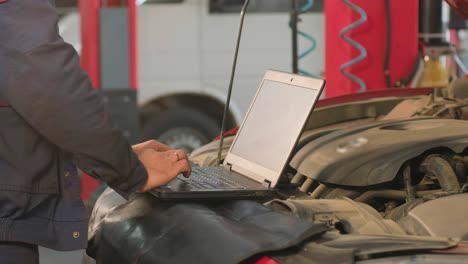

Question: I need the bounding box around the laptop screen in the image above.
[230,79,320,172]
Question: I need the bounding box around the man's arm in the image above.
[1,40,191,194]
[0,0,190,195]
[0,41,147,193]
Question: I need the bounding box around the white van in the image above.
[60,0,325,152]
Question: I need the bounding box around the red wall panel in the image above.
[325,0,419,97]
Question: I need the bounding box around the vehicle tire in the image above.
[141,108,220,153]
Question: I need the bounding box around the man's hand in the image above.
[132,140,171,155]
[137,148,192,192]
[132,140,192,192]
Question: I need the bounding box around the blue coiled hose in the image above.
[339,0,368,92]
[300,0,314,12]
[294,0,317,77]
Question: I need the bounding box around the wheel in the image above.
[141,108,220,153]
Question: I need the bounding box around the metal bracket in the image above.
[101,89,139,144]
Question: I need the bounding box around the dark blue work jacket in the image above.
[0,0,147,250]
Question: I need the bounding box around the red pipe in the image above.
[79,0,101,88]
[128,0,138,89]
[79,0,102,202]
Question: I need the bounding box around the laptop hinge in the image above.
[262,180,272,188]
[223,163,233,171]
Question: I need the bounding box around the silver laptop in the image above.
[150,70,325,200]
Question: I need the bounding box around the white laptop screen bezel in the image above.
[223,70,324,187]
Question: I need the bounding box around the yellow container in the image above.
[419,56,449,88]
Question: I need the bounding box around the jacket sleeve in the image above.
[0,41,148,195]
[0,0,147,195]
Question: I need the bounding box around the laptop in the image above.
[150,70,325,200]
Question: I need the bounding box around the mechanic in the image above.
[0,0,191,263]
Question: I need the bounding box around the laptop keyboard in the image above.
[177,167,248,189]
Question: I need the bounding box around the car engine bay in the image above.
[189,89,468,247]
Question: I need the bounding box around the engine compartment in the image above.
[189,92,468,241]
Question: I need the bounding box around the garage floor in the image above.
[39,247,84,264]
